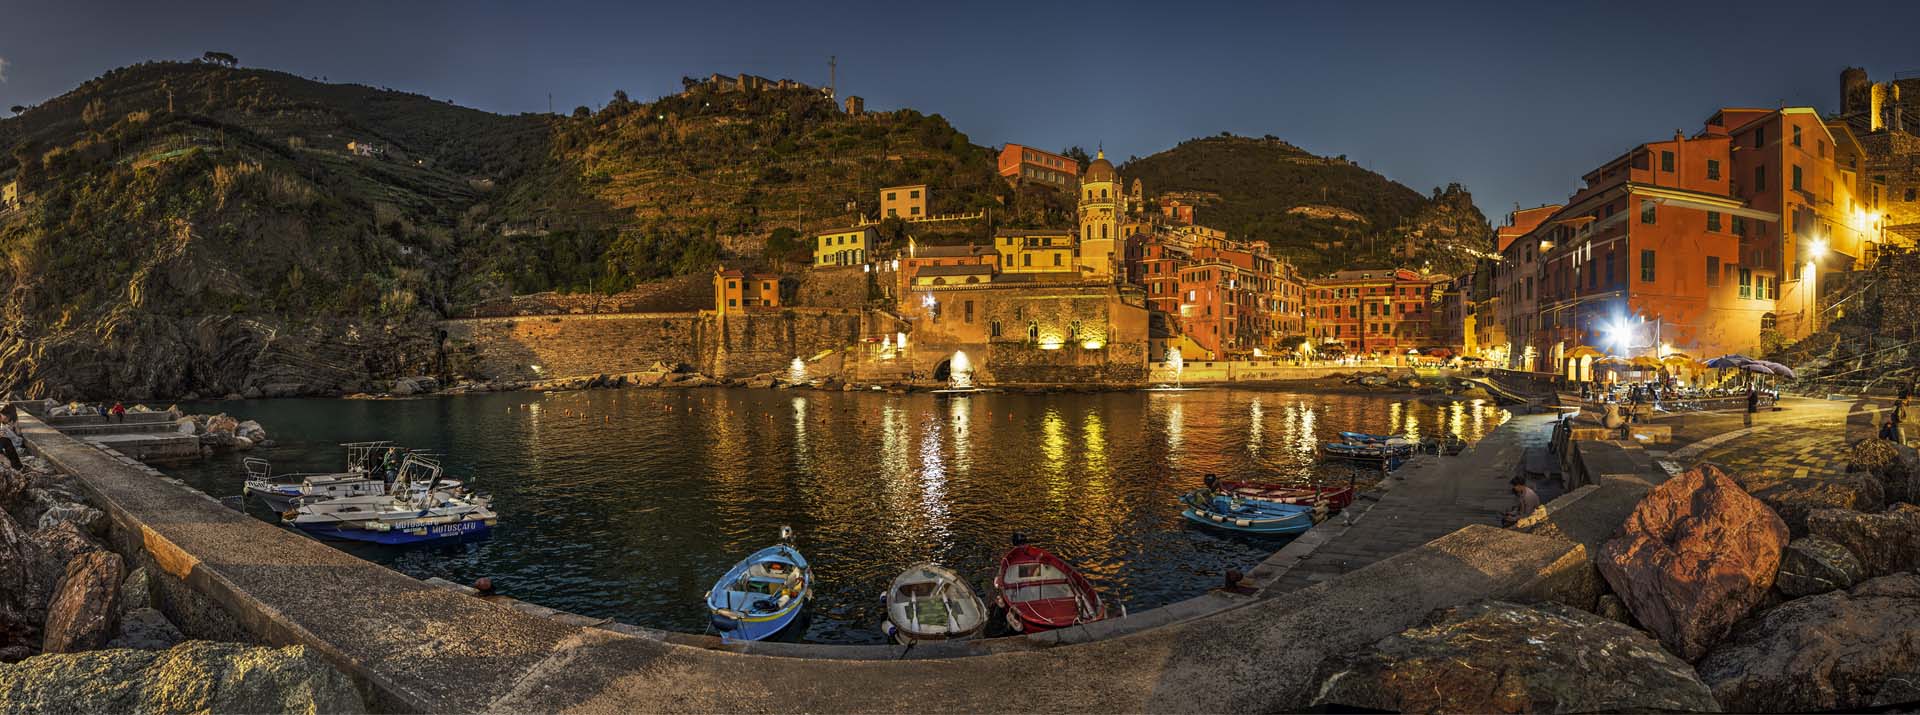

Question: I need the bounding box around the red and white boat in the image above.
[1209,477,1356,512]
[993,542,1110,633]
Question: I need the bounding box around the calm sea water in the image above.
[164,388,1508,644]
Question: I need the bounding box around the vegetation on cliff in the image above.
[1120,135,1492,276]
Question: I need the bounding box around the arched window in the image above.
[1100,189,1108,199]
[1028,322,1040,342]
[965,276,979,284]
[932,277,947,286]
[1761,312,1777,331]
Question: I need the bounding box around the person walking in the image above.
[1745,387,1759,428]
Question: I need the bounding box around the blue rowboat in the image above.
[1337,431,1399,444]
[705,529,811,641]
[1179,490,1318,535]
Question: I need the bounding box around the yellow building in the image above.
[814,226,874,268]
[1077,151,1123,278]
[995,229,1077,273]
[713,266,782,314]
[880,184,928,220]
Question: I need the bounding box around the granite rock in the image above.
[42,550,124,653]
[0,641,365,714]
[1775,535,1867,598]
[1698,573,1920,712]
[1806,504,1920,576]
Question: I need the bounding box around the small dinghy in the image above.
[1180,489,1320,535]
[882,563,988,644]
[1337,431,1399,444]
[705,527,811,641]
[993,537,1110,633]
[1206,476,1355,512]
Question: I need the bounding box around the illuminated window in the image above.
[1739,268,1752,299]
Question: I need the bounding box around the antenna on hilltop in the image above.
[828,55,837,100]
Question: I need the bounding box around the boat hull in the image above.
[993,545,1108,633]
[1180,507,1313,535]
[709,602,806,642]
[293,517,493,544]
[1217,481,1356,511]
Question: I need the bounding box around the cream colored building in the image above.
[814,226,874,268]
[995,229,1077,274]
[880,184,927,220]
[1077,151,1124,279]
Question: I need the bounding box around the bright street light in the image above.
[1809,238,1828,260]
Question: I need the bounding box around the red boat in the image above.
[993,543,1109,633]
[1212,479,1356,512]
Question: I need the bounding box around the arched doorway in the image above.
[933,359,952,382]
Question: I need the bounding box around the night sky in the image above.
[3,0,1917,220]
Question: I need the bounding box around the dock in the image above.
[39,410,202,462]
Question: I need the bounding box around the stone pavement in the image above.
[1256,413,1559,593]
[1653,396,1890,479]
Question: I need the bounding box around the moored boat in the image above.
[882,562,988,644]
[705,527,811,641]
[993,537,1110,633]
[1205,476,1355,512]
[281,455,495,545]
[1179,489,1319,535]
[242,442,449,510]
[1320,439,1414,467]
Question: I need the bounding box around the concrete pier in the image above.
[41,411,201,462]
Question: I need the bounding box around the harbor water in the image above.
[165,387,1509,644]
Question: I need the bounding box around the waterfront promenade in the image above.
[1252,413,1557,593]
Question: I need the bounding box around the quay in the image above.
[17,389,1702,713]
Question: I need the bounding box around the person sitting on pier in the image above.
[0,404,23,470]
[109,402,126,423]
[1501,476,1540,528]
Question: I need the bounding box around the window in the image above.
[1640,250,1655,282]
[990,320,1002,338]
[1792,165,1803,192]
[1707,256,1721,287]
[886,192,897,201]
[1907,188,1917,202]
[1792,125,1802,147]
[1052,254,1062,266]
[1708,212,1722,232]
[964,300,974,323]
[727,280,738,289]
[1755,127,1765,148]
[1739,268,1752,299]
[727,299,738,307]
[1023,254,1031,267]
[909,190,920,199]
[1641,201,1656,224]
[1661,151,1674,172]
[1707,159,1721,180]
[1732,216,1747,235]
[1755,167,1767,192]
[910,206,921,216]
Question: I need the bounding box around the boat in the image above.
[1320,439,1415,467]
[882,562,989,644]
[1337,431,1399,444]
[704,527,811,641]
[242,442,453,510]
[1206,476,1355,512]
[1179,490,1319,535]
[993,538,1110,633]
[281,455,495,544]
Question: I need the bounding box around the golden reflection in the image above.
[1166,401,1185,455]
[1041,408,1068,504]
[948,397,972,474]
[1082,409,1109,481]
[1248,398,1265,458]
[1403,401,1421,442]
[879,401,913,517]
[918,407,951,541]
[1388,401,1403,437]
[1294,401,1317,457]
[1448,400,1466,440]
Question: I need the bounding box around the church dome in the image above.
[1083,149,1116,182]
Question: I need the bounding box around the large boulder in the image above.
[1698,573,1920,712]
[36,503,106,537]
[1846,437,1920,504]
[0,467,26,508]
[1806,504,1920,576]
[0,641,365,713]
[42,550,124,653]
[203,414,238,436]
[106,608,184,651]
[0,511,40,657]
[389,377,420,396]
[1775,535,1867,598]
[1596,464,1789,660]
[235,420,267,443]
[1310,600,1719,713]
[1736,473,1884,535]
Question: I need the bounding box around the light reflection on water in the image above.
[165,389,1507,644]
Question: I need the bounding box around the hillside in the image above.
[1120,135,1492,275]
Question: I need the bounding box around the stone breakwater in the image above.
[0,423,362,713]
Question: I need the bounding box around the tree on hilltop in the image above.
[201,51,238,67]
[1062,146,1091,173]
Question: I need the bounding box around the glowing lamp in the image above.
[1808,239,1828,260]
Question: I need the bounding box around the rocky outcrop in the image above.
[0,641,366,713]
[0,510,40,660]
[1596,464,1788,660]
[106,608,185,651]
[1697,573,1920,712]
[1846,437,1920,504]
[1310,600,1719,713]
[1775,535,1867,598]
[41,551,124,654]
[1806,504,1920,576]
[1736,473,1885,536]
[29,521,103,599]
[36,503,106,536]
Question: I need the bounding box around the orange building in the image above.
[879,184,928,220]
[1306,269,1443,355]
[998,144,1079,191]
[897,241,999,296]
[713,266,783,314]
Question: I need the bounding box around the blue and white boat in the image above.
[1179,490,1319,535]
[705,527,811,641]
[1337,431,1399,444]
[243,442,455,511]
[282,455,495,545]
[1321,438,1415,468]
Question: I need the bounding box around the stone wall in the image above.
[792,267,871,310]
[441,309,884,381]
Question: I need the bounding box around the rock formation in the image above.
[0,641,365,713]
[1697,573,1920,712]
[1735,472,1885,536]
[1775,536,1867,598]
[1596,464,1788,660]
[1311,600,1719,713]
[1806,504,1920,576]
[41,551,124,653]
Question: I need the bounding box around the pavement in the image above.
[1653,395,1887,479]
[1257,413,1560,593]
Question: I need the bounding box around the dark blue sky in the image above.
[4,0,1918,220]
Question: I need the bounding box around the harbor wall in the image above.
[1145,362,1416,384]
[440,309,885,381]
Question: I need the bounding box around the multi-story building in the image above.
[713,266,783,314]
[813,226,874,268]
[995,229,1077,274]
[1496,205,1558,371]
[879,184,928,220]
[1129,236,1188,315]
[997,144,1080,191]
[897,240,999,295]
[1176,260,1259,359]
[1306,269,1443,355]
[1077,150,1125,279]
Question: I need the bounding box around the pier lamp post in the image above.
[1805,238,1828,334]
